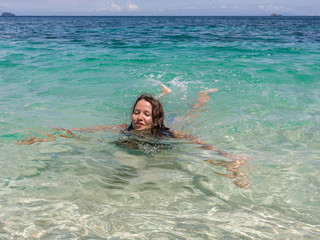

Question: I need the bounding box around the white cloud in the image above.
[128,2,138,11]
[220,5,227,9]
[89,1,122,13]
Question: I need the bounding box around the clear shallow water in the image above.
[0,16,319,239]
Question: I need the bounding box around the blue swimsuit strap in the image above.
[166,115,175,126]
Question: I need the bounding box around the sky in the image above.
[0,0,319,16]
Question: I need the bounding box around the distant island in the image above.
[271,13,282,17]
[2,12,16,17]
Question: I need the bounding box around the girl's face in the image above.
[131,99,153,131]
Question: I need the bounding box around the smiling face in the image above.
[131,99,153,131]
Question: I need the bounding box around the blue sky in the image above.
[1,0,319,16]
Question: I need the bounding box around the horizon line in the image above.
[2,15,320,17]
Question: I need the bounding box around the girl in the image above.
[16,84,251,188]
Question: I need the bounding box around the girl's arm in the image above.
[69,124,128,132]
[15,124,128,145]
[174,131,251,189]
[173,131,249,160]
[15,129,77,145]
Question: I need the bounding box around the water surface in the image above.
[0,16,319,239]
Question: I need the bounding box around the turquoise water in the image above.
[0,16,319,239]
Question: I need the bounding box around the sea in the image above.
[0,16,319,239]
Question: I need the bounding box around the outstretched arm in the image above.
[173,131,244,160]
[174,131,251,189]
[15,124,128,145]
[15,129,79,145]
[15,133,56,145]
[69,124,127,132]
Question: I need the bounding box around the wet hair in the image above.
[129,94,174,137]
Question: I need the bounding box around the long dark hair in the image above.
[130,94,172,137]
